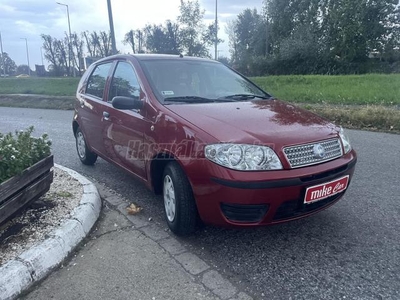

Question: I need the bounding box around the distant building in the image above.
[35,65,46,76]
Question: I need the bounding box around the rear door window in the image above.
[86,62,113,99]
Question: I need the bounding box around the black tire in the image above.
[162,162,198,235]
[75,127,98,165]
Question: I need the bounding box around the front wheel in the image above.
[75,127,98,165]
[163,162,198,235]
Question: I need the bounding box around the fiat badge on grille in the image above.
[313,144,325,159]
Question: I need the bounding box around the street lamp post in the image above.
[107,0,117,55]
[214,0,218,60]
[20,38,30,76]
[56,2,76,77]
[40,47,44,66]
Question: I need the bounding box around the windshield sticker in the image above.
[162,91,175,96]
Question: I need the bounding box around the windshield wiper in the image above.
[218,94,271,100]
[164,96,236,103]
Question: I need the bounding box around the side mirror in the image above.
[111,96,143,110]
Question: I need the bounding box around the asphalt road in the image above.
[1,107,399,300]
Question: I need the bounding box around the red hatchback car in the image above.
[73,54,357,235]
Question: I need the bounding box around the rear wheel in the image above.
[75,127,97,165]
[163,162,197,235]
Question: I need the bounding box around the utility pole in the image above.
[107,0,117,55]
[20,38,30,76]
[56,2,76,77]
[0,31,5,77]
[214,0,218,60]
[40,47,44,66]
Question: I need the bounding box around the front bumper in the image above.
[188,151,357,227]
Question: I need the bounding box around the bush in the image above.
[0,127,52,183]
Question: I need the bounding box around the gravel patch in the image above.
[0,167,82,265]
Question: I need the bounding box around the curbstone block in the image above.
[80,192,102,216]
[140,224,170,241]
[174,252,210,276]
[83,184,100,195]
[51,219,86,254]
[0,260,32,300]
[95,185,115,199]
[202,270,237,299]
[18,238,66,281]
[159,238,187,255]
[71,203,98,235]
[104,194,125,207]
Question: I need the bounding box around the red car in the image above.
[73,54,357,235]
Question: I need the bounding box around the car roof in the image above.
[94,54,218,64]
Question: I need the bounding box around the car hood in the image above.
[166,99,339,148]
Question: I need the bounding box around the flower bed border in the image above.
[0,155,54,225]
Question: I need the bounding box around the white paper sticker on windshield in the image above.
[162,91,174,96]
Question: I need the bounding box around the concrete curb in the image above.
[0,165,102,300]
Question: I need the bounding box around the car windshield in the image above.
[139,58,270,103]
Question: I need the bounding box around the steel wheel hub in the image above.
[77,132,86,159]
[163,175,176,222]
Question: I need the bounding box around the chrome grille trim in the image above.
[283,139,343,168]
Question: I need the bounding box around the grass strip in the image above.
[301,104,400,134]
[0,95,74,110]
[252,74,400,105]
[0,77,79,96]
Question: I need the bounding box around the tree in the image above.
[0,52,17,75]
[263,0,400,68]
[228,8,265,72]
[136,30,145,53]
[217,56,230,66]
[41,34,67,76]
[123,30,136,53]
[178,0,217,57]
[16,65,31,75]
[82,31,95,57]
[99,31,112,57]
[143,21,181,54]
[82,31,112,58]
[71,32,84,75]
[226,20,239,62]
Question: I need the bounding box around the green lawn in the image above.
[0,77,80,96]
[251,74,400,105]
[0,74,399,105]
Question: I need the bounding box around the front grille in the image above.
[273,193,343,221]
[283,139,343,168]
[221,203,269,223]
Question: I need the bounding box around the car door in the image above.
[78,61,113,157]
[102,60,150,180]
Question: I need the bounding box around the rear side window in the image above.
[109,61,141,100]
[86,63,112,99]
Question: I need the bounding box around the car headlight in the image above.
[339,127,352,154]
[205,144,283,171]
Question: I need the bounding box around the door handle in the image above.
[103,111,110,121]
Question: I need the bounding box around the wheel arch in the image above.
[150,152,176,195]
[72,120,79,136]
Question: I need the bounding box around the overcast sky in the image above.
[0,0,263,69]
